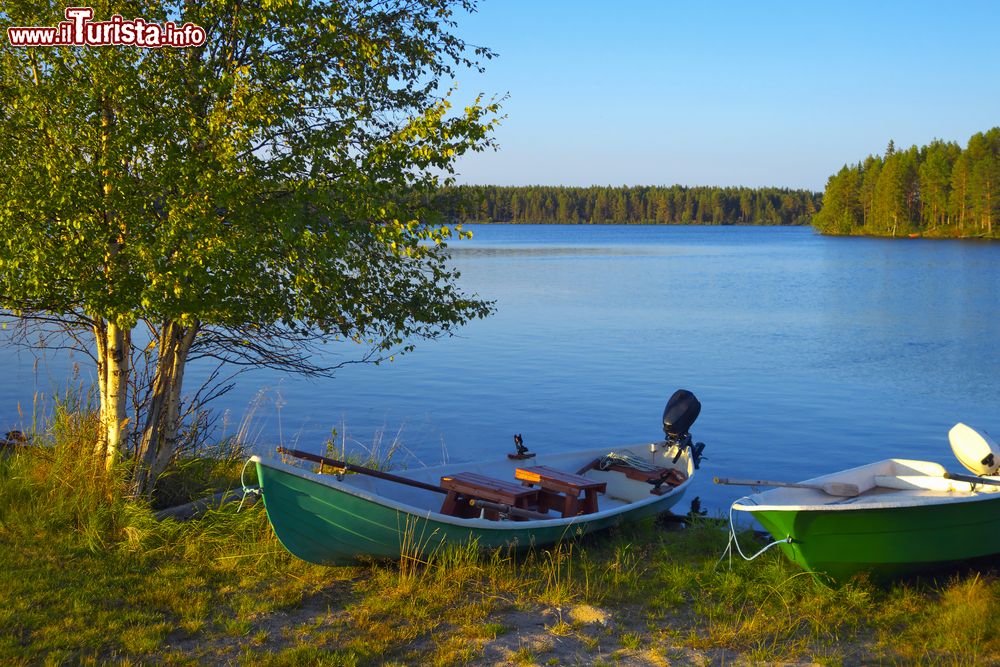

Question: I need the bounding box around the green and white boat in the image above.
[252,442,696,564]
[253,390,706,565]
[729,423,1000,582]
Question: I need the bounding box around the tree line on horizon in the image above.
[439,185,821,226]
[813,128,1000,238]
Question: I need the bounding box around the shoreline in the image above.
[455,220,998,240]
[2,439,997,665]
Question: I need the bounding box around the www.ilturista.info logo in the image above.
[7,7,206,48]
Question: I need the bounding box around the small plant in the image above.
[512,645,535,665]
[480,622,509,639]
[539,543,579,607]
[547,619,573,637]
[395,515,454,585]
[604,542,644,590]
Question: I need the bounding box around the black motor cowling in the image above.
[662,389,705,469]
[662,389,701,440]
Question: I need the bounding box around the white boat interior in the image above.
[734,458,1000,513]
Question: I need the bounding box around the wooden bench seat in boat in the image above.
[440,472,539,520]
[514,465,606,517]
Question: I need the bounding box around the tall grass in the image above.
[0,392,135,547]
[0,391,346,664]
[324,419,413,471]
[151,438,249,510]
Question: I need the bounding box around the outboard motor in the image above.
[662,389,705,469]
[950,423,1000,476]
[662,389,701,440]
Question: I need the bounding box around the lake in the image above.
[2,224,998,512]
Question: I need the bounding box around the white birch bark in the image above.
[101,321,130,471]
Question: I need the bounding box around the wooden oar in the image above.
[277,447,446,494]
[277,449,559,521]
[943,472,1000,488]
[468,499,551,521]
[713,476,861,497]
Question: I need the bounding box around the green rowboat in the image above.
[253,441,697,565]
[731,457,1000,582]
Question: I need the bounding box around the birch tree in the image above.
[0,0,500,493]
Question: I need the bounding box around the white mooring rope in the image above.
[715,497,792,570]
[237,458,262,512]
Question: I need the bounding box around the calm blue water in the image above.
[3,225,998,511]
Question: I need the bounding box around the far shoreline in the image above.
[452,220,998,240]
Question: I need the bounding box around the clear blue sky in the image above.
[448,0,1000,191]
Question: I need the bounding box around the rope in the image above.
[715,497,792,570]
[599,450,662,472]
[237,458,262,512]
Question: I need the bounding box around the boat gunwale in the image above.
[733,489,1000,513]
[251,445,692,530]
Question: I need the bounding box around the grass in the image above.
[2,409,999,665]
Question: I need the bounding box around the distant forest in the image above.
[813,128,1000,238]
[440,185,821,226]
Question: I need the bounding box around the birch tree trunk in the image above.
[150,322,197,484]
[134,319,199,494]
[93,322,108,461]
[95,320,131,471]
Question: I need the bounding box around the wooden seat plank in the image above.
[515,465,606,517]
[439,472,539,520]
[515,465,607,493]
